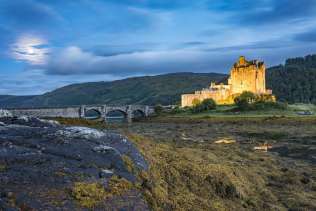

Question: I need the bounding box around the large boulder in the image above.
[0,109,12,118]
[0,117,149,210]
[0,115,60,128]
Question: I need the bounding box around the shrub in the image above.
[191,103,205,113]
[154,105,163,114]
[201,98,217,110]
[256,94,276,103]
[234,91,256,111]
[0,164,7,172]
[234,91,287,111]
[192,98,201,106]
[191,98,216,113]
[170,106,186,114]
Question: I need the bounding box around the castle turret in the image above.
[229,56,266,95]
[181,56,272,107]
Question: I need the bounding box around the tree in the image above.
[154,104,163,114]
[256,94,276,103]
[191,98,216,113]
[192,98,201,106]
[234,91,256,110]
[201,98,216,110]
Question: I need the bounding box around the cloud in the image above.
[1,0,316,96]
[0,0,61,30]
[102,0,194,10]
[90,43,161,57]
[0,25,15,51]
[208,0,316,26]
[45,41,316,77]
[45,46,215,75]
[179,42,208,48]
[0,69,120,95]
[3,41,316,96]
[294,28,316,42]
[11,35,51,65]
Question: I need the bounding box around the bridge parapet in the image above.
[8,107,81,118]
[83,105,154,122]
[7,105,154,122]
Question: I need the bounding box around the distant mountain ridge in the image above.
[1,54,316,108]
[0,72,226,108]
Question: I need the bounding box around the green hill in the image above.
[1,54,316,108]
[0,95,37,108]
[0,72,226,108]
[266,55,316,103]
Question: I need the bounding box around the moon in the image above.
[11,35,50,65]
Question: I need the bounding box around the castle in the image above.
[181,56,273,107]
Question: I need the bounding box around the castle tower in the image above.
[181,56,272,107]
[229,56,266,95]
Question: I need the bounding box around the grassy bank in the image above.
[55,116,316,210]
[167,103,316,119]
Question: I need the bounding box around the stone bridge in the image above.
[7,105,154,122]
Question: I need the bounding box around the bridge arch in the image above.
[84,108,102,120]
[7,105,154,122]
[105,109,128,122]
[132,109,145,120]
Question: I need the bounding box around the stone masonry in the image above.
[181,56,273,107]
[7,105,154,122]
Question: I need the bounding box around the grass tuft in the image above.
[71,176,133,208]
[0,164,7,172]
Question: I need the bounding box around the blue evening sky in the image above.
[1,0,316,95]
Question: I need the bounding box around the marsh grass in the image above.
[51,117,105,128]
[55,116,316,210]
[71,176,133,208]
[122,154,136,174]
[0,164,7,172]
[127,134,282,210]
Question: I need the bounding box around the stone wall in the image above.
[7,105,155,120]
[181,56,273,107]
[8,107,81,118]
[181,88,232,107]
[230,58,266,94]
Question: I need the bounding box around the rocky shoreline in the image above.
[0,110,149,210]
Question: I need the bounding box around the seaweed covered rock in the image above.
[0,109,12,118]
[0,116,149,210]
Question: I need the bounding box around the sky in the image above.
[1,0,316,95]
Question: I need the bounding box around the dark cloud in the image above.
[89,42,209,57]
[41,43,296,77]
[103,0,194,10]
[0,26,15,50]
[208,0,316,25]
[203,40,294,52]
[1,0,316,96]
[89,43,160,57]
[179,42,207,47]
[0,0,60,30]
[294,29,316,42]
[45,46,215,76]
[208,0,260,11]
[252,0,316,24]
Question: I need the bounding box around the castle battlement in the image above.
[181,56,273,107]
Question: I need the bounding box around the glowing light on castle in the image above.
[181,56,273,107]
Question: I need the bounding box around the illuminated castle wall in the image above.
[181,56,273,107]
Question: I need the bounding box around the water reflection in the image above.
[85,109,102,120]
[106,110,127,123]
